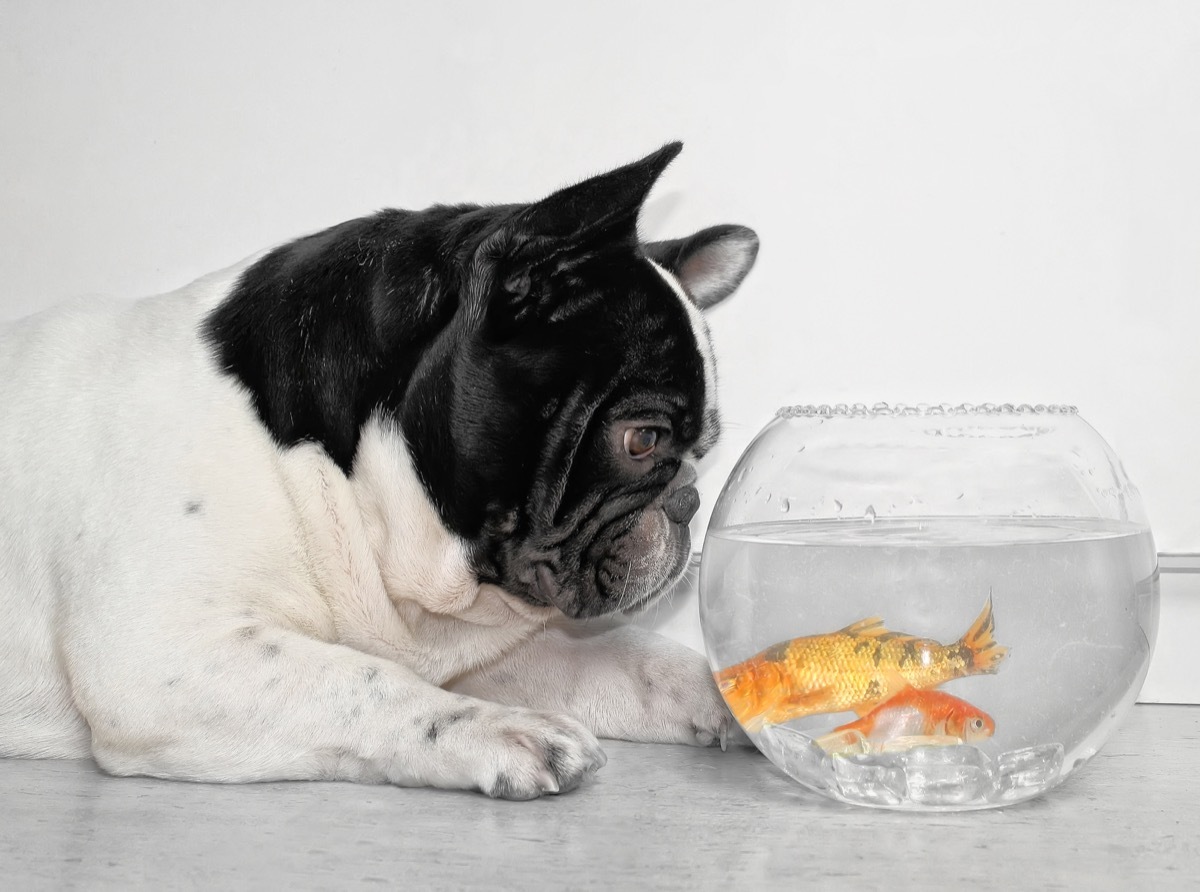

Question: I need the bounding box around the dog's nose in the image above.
[664,485,701,524]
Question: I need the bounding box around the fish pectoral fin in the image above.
[816,729,870,756]
[757,687,837,726]
[849,671,914,718]
[882,669,915,697]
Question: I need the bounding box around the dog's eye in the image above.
[623,427,658,460]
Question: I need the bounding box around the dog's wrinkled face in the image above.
[206,143,758,619]
[457,252,721,618]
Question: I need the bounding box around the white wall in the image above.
[2,1,1197,552]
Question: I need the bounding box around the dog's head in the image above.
[207,143,757,619]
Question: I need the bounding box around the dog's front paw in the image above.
[466,706,607,800]
[631,637,747,749]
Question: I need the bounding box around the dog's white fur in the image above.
[0,256,731,796]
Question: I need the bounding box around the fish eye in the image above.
[970,718,984,731]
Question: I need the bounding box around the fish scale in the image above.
[715,598,1008,733]
[768,630,964,711]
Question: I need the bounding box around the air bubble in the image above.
[864,505,877,522]
[780,498,791,513]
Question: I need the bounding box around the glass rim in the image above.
[775,402,1079,419]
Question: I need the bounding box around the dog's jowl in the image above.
[0,143,758,798]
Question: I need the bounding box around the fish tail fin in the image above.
[959,595,1009,673]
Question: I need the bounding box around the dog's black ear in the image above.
[485,144,683,322]
[643,224,760,310]
[510,142,682,253]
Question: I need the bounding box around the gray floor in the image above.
[1,704,1197,890]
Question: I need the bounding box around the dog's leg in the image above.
[69,626,605,799]
[447,622,745,747]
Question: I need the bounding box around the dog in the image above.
[0,143,758,798]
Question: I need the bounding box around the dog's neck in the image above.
[350,414,479,615]
[274,416,552,684]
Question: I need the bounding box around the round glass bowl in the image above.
[700,403,1158,810]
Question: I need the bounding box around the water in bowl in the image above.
[700,516,1158,810]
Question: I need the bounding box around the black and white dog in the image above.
[0,143,758,798]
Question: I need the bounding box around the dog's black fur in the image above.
[206,143,758,618]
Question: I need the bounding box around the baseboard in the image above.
[1139,562,1200,705]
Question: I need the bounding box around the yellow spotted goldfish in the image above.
[715,598,1008,733]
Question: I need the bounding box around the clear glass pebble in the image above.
[901,745,996,807]
[832,752,908,807]
[997,743,1065,799]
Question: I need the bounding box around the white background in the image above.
[3,1,1197,552]
[2,1,1197,687]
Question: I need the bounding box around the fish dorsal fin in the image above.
[839,616,888,637]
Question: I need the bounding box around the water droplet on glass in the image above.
[864,505,877,522]
[780,498,791,513]
[834,500,843,513]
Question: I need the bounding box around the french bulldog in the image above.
[0,142,758,798]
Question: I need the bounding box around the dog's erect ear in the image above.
[484,143,683,329]
[643,225,760,310]
[509,142,682,254]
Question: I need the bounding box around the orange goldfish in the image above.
[715,598,1008,733]
[832,686,995,745]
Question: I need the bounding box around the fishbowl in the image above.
[700,403,1158,810]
